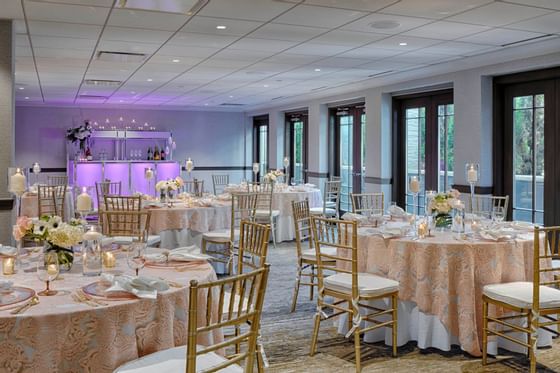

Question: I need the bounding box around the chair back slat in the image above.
[212,174,229,195]
[104,195,142,212]
[237,220,270,273]
[458,194,509,218]
[533,226,560,312]
[247,181,274,217]
[230,192,258,240]
[187,265,270,373]
[37,185,66,219]
[322,180,341,216]
[47,175,68,186]
[311,216,358,299]
[350,192,384,215]
[100,210,150,239]
[292,199,312,259]
[183,179,204,197]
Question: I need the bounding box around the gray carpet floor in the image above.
[259,242,560,373]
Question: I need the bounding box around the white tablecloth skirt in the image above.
[274,190,322,243]
[336,299,554,356]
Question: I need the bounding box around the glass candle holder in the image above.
[2,257,15,275]
[103,251,116,268]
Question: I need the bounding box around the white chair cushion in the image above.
[483,281,560,309]
[309,207,337,216]
[112,235,161,246]
[255,209,280,217]
[114,345,242,373]
[553,259,560,268]
[324,272,399,297]
[302,246,338,261]
[202,229,239,243]
[325,201,336,208]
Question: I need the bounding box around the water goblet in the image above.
[127,239,146,276]
[37,251,59,296]
[492,206,505,223]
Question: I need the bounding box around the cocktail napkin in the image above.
[100,273,169,299]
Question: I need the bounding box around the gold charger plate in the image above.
[0,287,36,307]
[82,282,138,301]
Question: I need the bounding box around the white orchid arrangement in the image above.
[264,169,284,182]
[156,176,184,192]
[426,189,462,215]
[66,120,93,150]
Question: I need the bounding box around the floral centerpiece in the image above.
[13,216,85,271]
[66,120,93,158]
[156,176,184,200]
[426,189,461,229]
[264,169,284,183]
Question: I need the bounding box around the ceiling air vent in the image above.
[77,95,109,103]
[97,51,147,63]
[84,79,122,87]
[220,103,245,107]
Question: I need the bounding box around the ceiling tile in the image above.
[301,0,398,12]
[384,50,460,64]
[447,3,552,27]
[338,45,403,59]
[274,4,367,28]
[14,20,27,34]
[181,16,263,36]
[504,0,560,10]
[31,35,97,50]
[25,2,110,25]
[457,28,547,46]
[2,0,24,19]
[97,40,161,55]
[212,48,275,61]
[312,30,386,47]
[418,41,494,55]
[367,35,442,51]
[287,42,355,56]
[263,53,322,65]
[506,12,560,33]
[108,8,189,31]
[248,23,327,42]
[168,32,238,48]
[358,60,418,71]
[380,0,493,19]
[31,0,113,6]
[159,44,220,58]
[103,26,173,44]
[229,38,299,53]
[198,0,295,21]
[28,21,102,39]
[315,57,372,68]
[198,58,252,69]
[402,21,490,40]
[341,13,432,34]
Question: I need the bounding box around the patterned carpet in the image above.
[258,242,560,373]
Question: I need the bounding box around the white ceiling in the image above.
[4,0,560,110]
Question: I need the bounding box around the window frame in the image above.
[285,111,308,183]
[253,115,269,181]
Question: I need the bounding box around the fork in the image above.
[71,293,98,307]
[76,289,108,306]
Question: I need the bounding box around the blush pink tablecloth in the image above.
[0,251,220,373]
[341,229,541,357]
[146,203,231,235]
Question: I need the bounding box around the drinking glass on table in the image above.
[127,238,146,276]
[491,206,505,223]
[37,251,59,296]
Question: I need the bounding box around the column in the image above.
[267,110,284,170]
[0,20,15,244]
[307,102,328,192]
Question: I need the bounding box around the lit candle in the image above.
[409,176,420,193]
[471,220,480,232]
[467,166,478,183]
[32,162,41,174]
[253,163,260,174]
[9,168,26,194]
[76,187,92,212]
[186,158,194,173]
[2,258,15,275]
[47,264,58,276]
[283,157,290,168]
[145,168,154,180]
[417,221,428,239]
[103,252,116,268]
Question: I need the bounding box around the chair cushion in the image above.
[324,272,399,297]
[325,201,336,208]
[483,282,560,309]
[309,207,337,216]
[114,345,243,373]
[112,235,160,246]
[202,229,239,243]
[255,209,280,217]
[302,246,338,261]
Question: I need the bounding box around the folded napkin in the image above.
[100,273,169,299]
[358,226,402,239]
[479,228,517,241]
[304,183,316,188]
[216,193,231,201]
[0,245,17,256]
[144,246,213,263]
[508,221,537,231]
[341,212,367,222]
[388,205,406,217]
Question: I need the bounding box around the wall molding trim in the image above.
[307,171,328,178]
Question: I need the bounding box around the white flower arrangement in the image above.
[264,169,284,182]
[426,189,461,215]
[66,120,93,150]
[156,176,184,192]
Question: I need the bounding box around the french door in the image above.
[253,115,269,180]
[331,105,365,212]
[285,112,308,184]
[393,90,454,213]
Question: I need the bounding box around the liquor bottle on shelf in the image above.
[147,147,152,160]
[153,146,160,161]
[160,147,166,160]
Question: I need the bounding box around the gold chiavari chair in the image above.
[350,192,384,216]
[37,185,66,219]
[47,175,68,186]
[310,180,340,218]
[201,192,258,274]
[212,174,229,195]
[104,195,142,212]
[114,265,270,373]
[310,216,399,372]
[100,210,151,241]
[482,226,560,373]
[95,181,122,225]
[330,175,341,182]
[290,199,337,313]
[184,179,205,197]
[459,194,509,219]
[248,181,279,249]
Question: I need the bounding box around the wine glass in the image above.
[492,206,505,223]
[37,251,59,296]
[127,238,146,276]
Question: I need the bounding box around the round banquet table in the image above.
[271,187,322,242]
[20,189,75,221]
[0,251,221,373]
[337,224,553,357]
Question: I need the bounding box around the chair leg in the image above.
[309,265,315,300]
[234,325,241,354]
[347,301,353,332]
[310,311,321,356]
[391,294,398,357]
[290,263,302,313]
[227,242,234,275]
[528,311,536,373]
[256,339,268,373]
[354,327,362,373]
[482,300,488,366]
[201,238,207,254]
[270,216,277,249]
[526,311,531,358]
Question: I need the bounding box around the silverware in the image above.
[10,296,40,315]
[71,293,98,307]
[76,289,108,306]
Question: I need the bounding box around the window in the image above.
[253,115,269,180]
[285,111,308,184]
[495,71,560,225]
[393,90,454,213]
[330,104,366,212]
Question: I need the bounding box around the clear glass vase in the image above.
[44,242,74,272]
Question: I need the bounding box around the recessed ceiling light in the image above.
[147,78,153,82]
[314,68,321,72]
[24,96,29,99]
[216,25,227,30]
[172,59,180,63]
[119,100,124,103]
[131,91,136,94]
[18,87,24,90]
[263,84,269,88]
[399,42,408,46]
[204,103,209,106]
